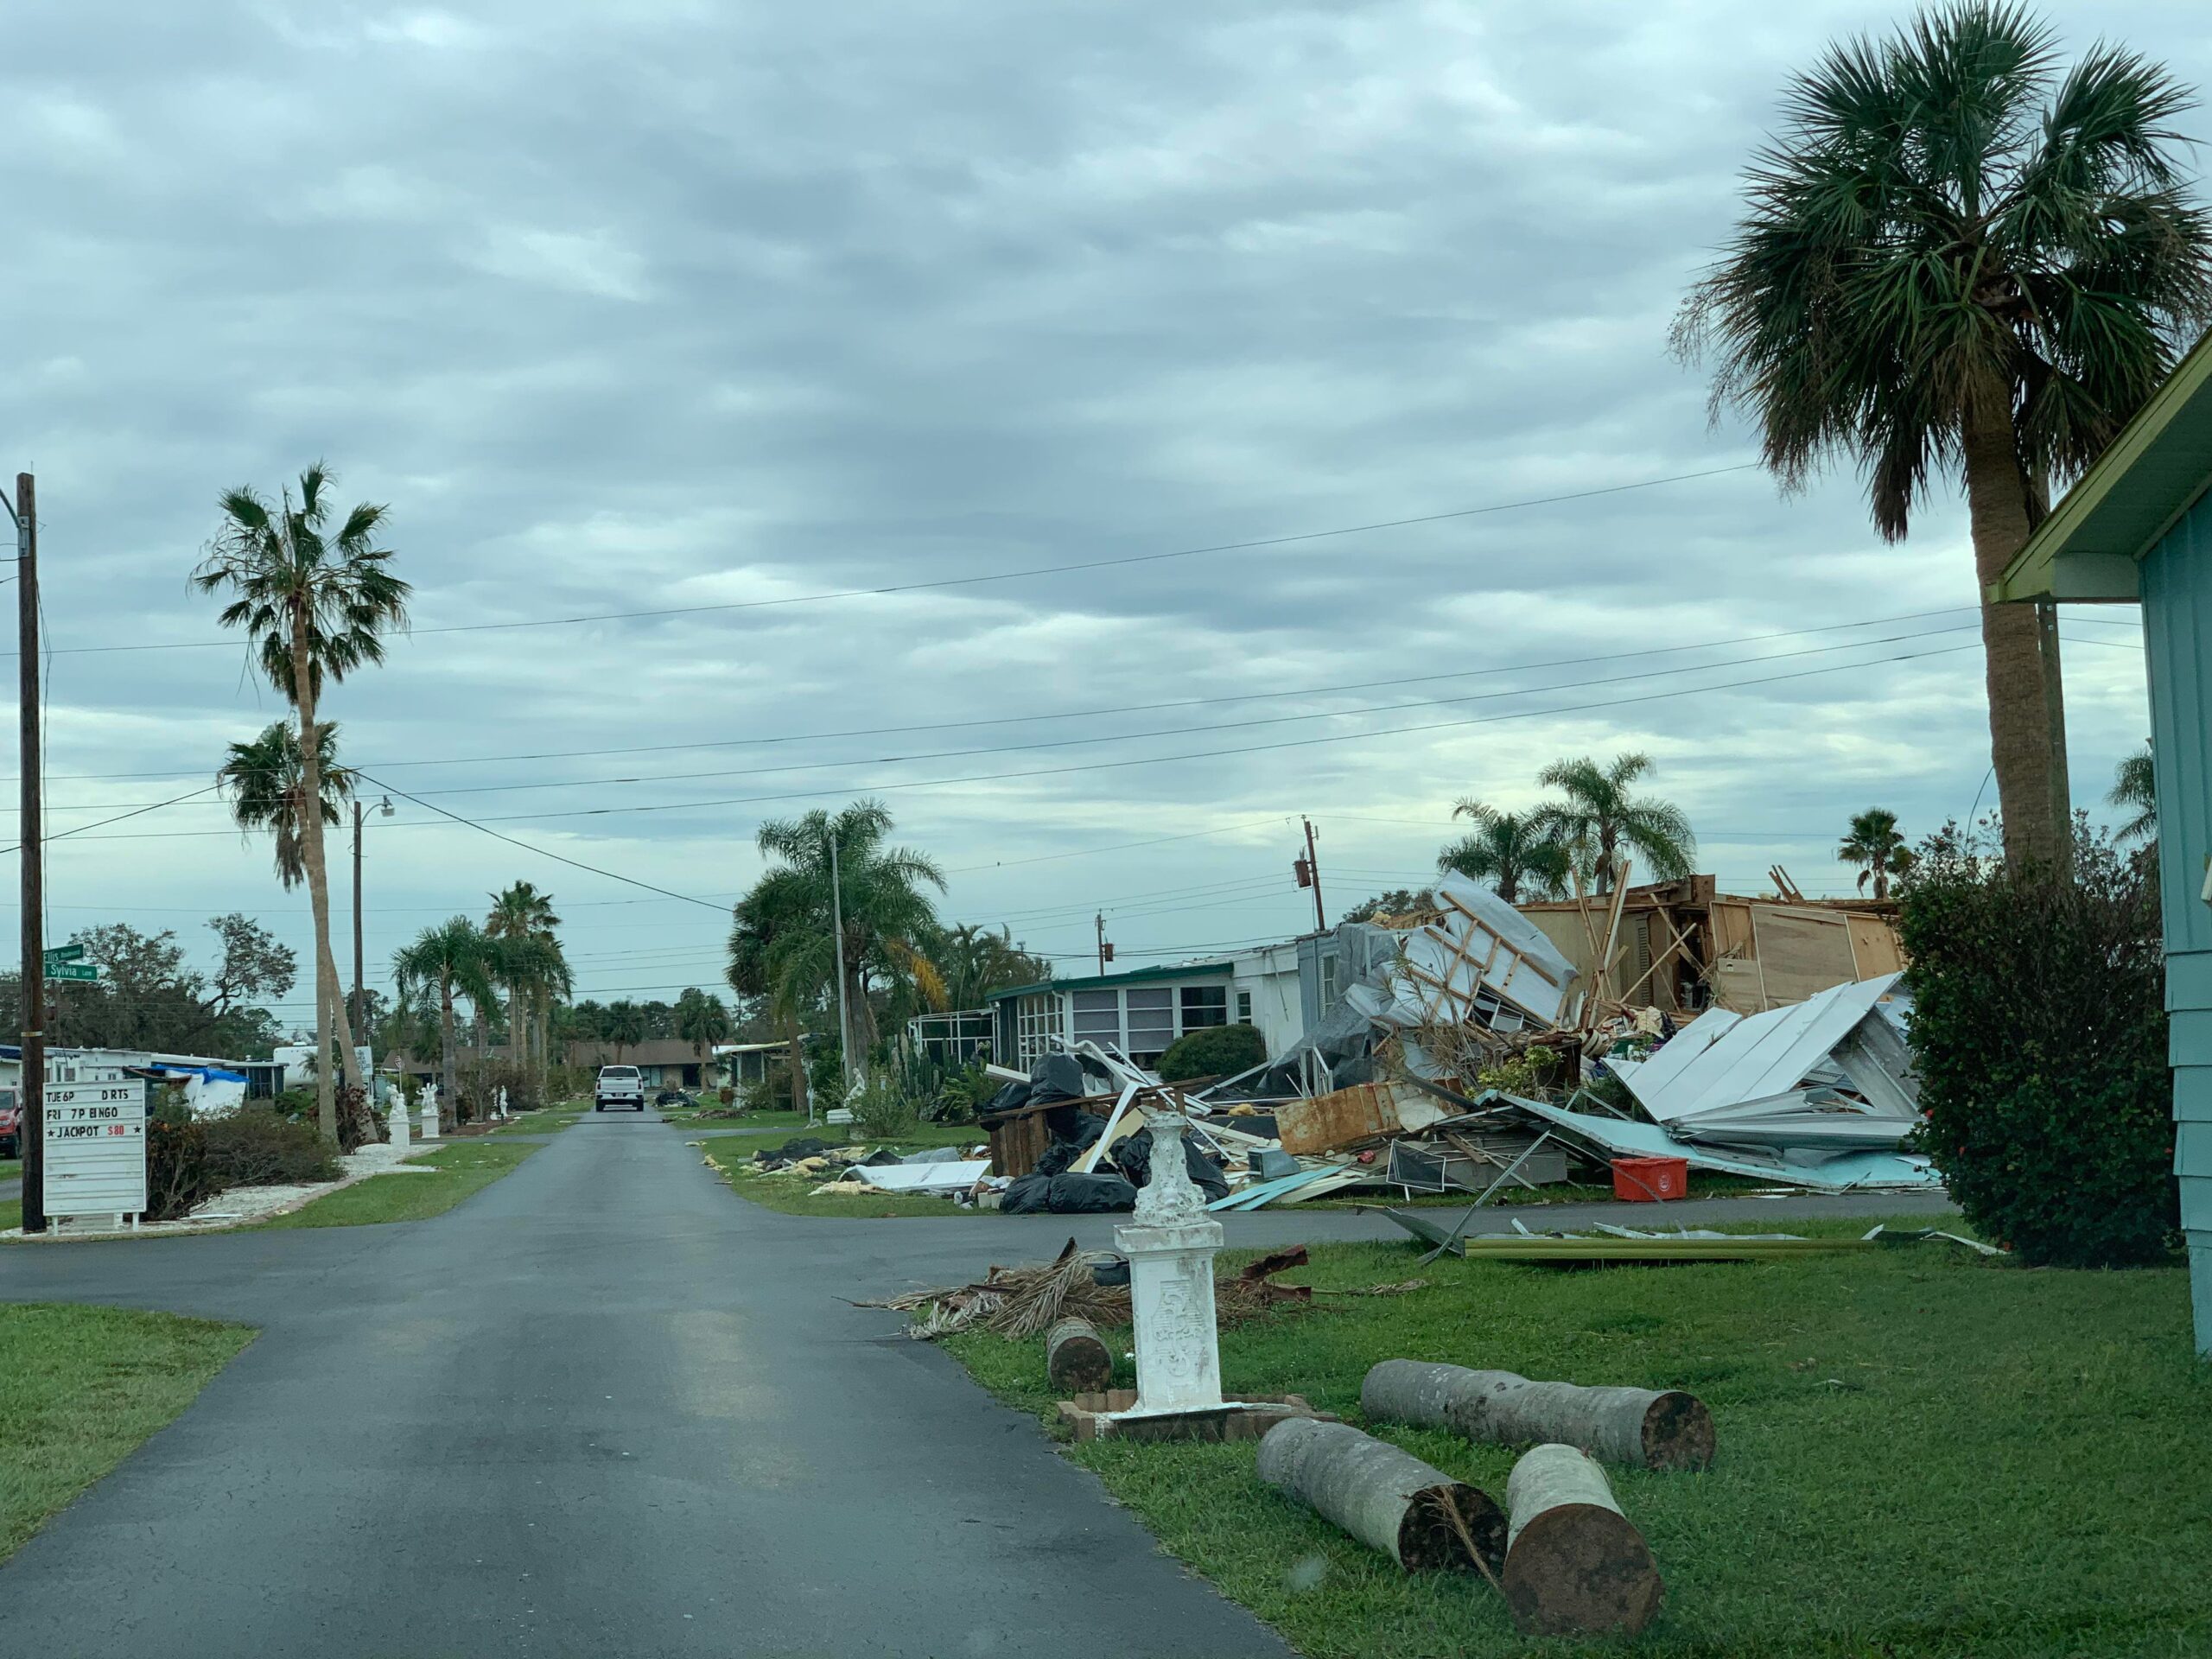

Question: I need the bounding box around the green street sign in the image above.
[45,963,99,982]
[42,944,85,964]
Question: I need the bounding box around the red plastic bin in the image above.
[1611,1156,1688,1203]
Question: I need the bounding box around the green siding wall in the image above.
[2140,492,2212,1352]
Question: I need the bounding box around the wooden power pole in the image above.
[1302,816,1325,932]
[17,472,44,1234]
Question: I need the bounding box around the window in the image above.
[1124,987,1173,1058]
[1015,993,1065,1065]
[1236,990,1254,1025]
[1179,984,1228,1031]
[1319,950,1341,1008]
[1071,988,1121,1045]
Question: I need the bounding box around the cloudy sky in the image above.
[1,0,2195,1028]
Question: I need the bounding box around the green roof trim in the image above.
[1993,327,2212,604]
[984,959,1236,1003]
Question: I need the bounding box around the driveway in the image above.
[0,1111,1953,1656]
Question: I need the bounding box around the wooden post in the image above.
[16,473,44,1234]
[1256,1417,1504,1573]
[1362,1360,1715,1471]
[1046,1316,1112,1393]
[1503,1443,1662,1636]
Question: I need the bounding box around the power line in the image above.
[0,462,1763,661]
[7,602,1985,792]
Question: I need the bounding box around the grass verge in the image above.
[700,1133,989,1218]
[941,1222,2212,1659]
[0,1302,254,1561]
[258,1141,542,1229]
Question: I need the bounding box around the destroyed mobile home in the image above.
[773,868,1935,1215]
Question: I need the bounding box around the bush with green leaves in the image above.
[1156,1021,1268,1083]
[203,1109,340,1188]
[144,1096,213,1222]
[849,1069,917,1139]
[1897,821,2175,1267]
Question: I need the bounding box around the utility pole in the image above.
[1302,816,1325,933]
[16,473,44,1234]
[352,800,365,1039]
[1095,912,1115,975]
[829,829,854,1094]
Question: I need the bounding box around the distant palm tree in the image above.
[218,721,353,893]
[1837,807,1917,899]
[1530,754,1696,893]
[2111,745,2158,846]
[392,917,498,1131]
[1675,2,2212,868]
[194,464,410,1145]
[675,988,734,1074]
[728,799,945,1058]
[604,999,647,1061]
[931,923,1051,1011]
[1438,801,1569,904]
[486,881,563,1088]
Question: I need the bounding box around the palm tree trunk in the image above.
[439,982,459,1133]
[291,620,350,1147]
[1963,379,2062,869]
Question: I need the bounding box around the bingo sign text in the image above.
[45,1079,149,1219]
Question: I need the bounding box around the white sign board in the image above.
[44,1078,148,1220]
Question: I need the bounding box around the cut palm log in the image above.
[1046,1317,1113,1393]
[1256,1418,1503,1574]
[1362,1359,1715,1471]
[1502,1443,1662,1636]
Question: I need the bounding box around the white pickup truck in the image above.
[594,1065,645,1112]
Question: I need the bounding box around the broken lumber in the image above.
[1255,1418,1504,1574]
[1046,1316,1113,1394]
[1503,1444,1662,1637]
[1361,1359,1715,1471]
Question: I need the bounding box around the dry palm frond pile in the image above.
[858,1238,1316,1342]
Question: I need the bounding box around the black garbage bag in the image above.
[1000,1172,1053,1214]
[1031,1109,1109,1178]
[1046,1173,1138,1213]
[980,1081,1032,1120]
[1112,1128,1230,1203]
[1028,1053,1090,1105]
[758,1135,830,1164]
[1091,1257,1131,1287]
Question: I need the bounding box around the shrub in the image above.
[849,1070,917,1139]
[144,1096,213,1223]
[203,1109,340,1188]
[1897,821,2176,1268]
[1157,1021,1268,1083]
[741,1064,791,1115]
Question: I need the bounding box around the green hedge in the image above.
[1897,824,2176,1267]
[1157,1022,1268,1084]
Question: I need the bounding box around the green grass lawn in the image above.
[485,1103,586,1135]
[257,1141,542,1229]
[942,1221,2212,1659]
[700,1131,990,1218]
[1,1158,20,1181]
[663,1105,810,1130]
[0,1302,254,1560]
[1303,1170,1774,1210]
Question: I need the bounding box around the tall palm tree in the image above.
[391,917,498,1133]
[217,721,353,893]
[728,798,945,1058]
[1530,754,1696,894]
[1438,800,1571,905]
[1838,807,1917,899]
[1675,3,2212,869]
[2110,745,2158,846]
[603,999,646,1061]
[194,464,410,1145]
[486,881,563,1086]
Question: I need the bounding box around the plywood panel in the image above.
[1846,913,1905,977]
[1748,906,1859,1008]
[1710,956,1765,1014]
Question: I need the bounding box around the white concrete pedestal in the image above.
[388,1088,410,1155]
[419,1084,440,1142]
[1108,1095,1241,1427]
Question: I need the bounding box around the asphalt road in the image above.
[0,1110,1956,1657]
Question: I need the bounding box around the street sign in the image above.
[44,962,99,982]
[42,943,84,964]
[43,1078,148,1222]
